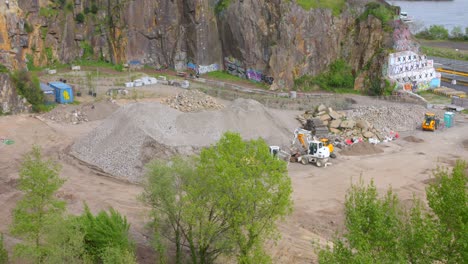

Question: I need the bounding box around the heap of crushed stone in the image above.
[71,99,292,182]
[161,90,224,112]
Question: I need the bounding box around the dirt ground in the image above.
[2,80,468,263]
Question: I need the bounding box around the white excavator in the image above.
[291,128,331,167]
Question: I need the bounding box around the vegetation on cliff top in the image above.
[296,0,346,16]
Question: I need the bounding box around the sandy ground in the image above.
[1,96,468,263]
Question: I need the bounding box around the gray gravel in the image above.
[71,99,292,182]
[347,104,444,133]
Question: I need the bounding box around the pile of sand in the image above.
[71,99,292,182]
[403,136,424,143]
[339,142,384,156]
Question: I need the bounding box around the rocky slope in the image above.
[0,0,393,88]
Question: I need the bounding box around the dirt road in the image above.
[1,101,468,263]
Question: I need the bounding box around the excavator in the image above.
[320,138,337,159]
[292,128,331,167]
[422,112,440,131]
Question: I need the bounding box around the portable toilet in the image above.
[49,81,74,104]
[40,83,55,103]
[444,112,454,128]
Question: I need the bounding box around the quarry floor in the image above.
[1,84,468,263]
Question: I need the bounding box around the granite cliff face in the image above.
[0,0,392,89]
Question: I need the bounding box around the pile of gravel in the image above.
[71,99,292,182]
[347,105,438,133]
[42,101,119,124]
[161,90,224,112]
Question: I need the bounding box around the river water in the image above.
[390,0,468,31]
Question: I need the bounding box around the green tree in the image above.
[143,132,293,263]
[0,233,8,264]
[10,146,65,263]
[319,161,468,264]
[428,25,449,40]
[426,161,468,263]
[450,26,464,40]
[10,69,44,112]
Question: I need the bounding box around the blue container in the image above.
[444,112,454,128]
[49,82,74,104]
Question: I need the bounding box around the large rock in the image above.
[363,131,375,138]
[356,119,370,130]
[340,120,356,129]
[329,128,341,134]
[317,104,327,112]
[329,110,341,120]
[329,119,342,128]
[319,113,331,121]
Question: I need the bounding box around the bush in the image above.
[84,6,90,14]
[360,2,394,25]
[0,64,8,73]
[91,4,99,14]
[75,13,85,24]
[416,25,449,40]
[294,59,355,92]
[10,70,44,112]
[78,205,134,262]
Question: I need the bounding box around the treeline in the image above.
[416,25,468,41]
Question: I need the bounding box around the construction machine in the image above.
[320,138,337,159]
[292,128,331,167]
[269,146,291,163]
[422,112,440,131]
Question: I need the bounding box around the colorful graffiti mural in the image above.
[224,57,274,85]
[387,50,441,92]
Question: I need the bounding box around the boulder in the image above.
[329,119,342,128]
[363,131,375,138]
[329,110,341,120]
[315,111,327,117]
[329,128,341,134]
[317,104,327,112]
[356,119,370,130]
[319,114,331,121]
[340,120,356,129]
[322,120,329,126]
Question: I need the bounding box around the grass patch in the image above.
[204,71,268,89]
[462,109,468,114]
[420,45,468,61]
[39,7,58,18]
[417,90,451,105]
[295,0,346,16]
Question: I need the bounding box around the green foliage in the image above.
[359,2,395,26]
[416,25,450,40]
[75,13,85,24]
[41,216,91,264]
[143,132,293,263]
[39,7,58,18]
[100,246,136,264]
[426,161,468,263]
[367,77,394,96]
[10,69,45,112]
[66,2,74,12]
[0,64,9,73]
[24,22,33,33]
[215,0,231,14]
[450,26,465,40]
[0,234,8,264]
[420,45,468,61]
[113,63,124,72]
[78,205,135,262]
[10,146,65,263]
[91,4,99,14]
[79,41,94,59]
[45,47,53,63]
[294,59,355,92]
[295,0,346,16]
[84,6,90,14]
[319,161,468,264]
[41,27,48,40]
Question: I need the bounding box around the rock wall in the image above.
[1,0,393,89]
[0,73,31,114]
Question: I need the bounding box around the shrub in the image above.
[10,70,44,112]
[294,59,355,92]
[0,234,7,264]
[0,64,8,73]
[359,2,395,26]
[416,25,449,40]
[84,6,90,14]
[75,13,85,24]
[91,4,99,14]
[78,205,134,262]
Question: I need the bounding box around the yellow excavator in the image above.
[422,112,440,131]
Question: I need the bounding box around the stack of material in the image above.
[162,90,224,112]
[71,99,292,182]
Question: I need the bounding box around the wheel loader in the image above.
[422,112,440,131]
